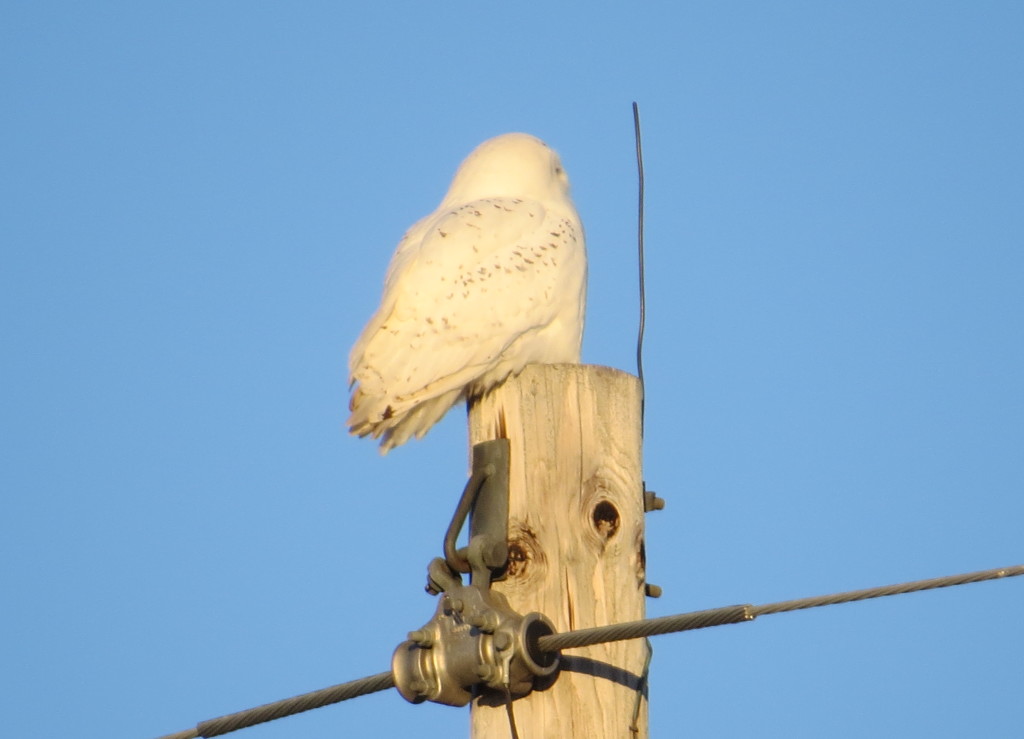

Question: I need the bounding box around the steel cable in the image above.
[538,604,753,652]
[751,564,1024,616]
[152,564,1021,738]
[537,564,1024,653]
[154,671,394,739]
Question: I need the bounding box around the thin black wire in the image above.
[630,104,650,732]
[152,564,1022,738]
[632,101,646,434]
[537,564,1024,652]
[503,683,521,739]
[629,639,653,738]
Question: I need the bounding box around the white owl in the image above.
[348,133,587,452]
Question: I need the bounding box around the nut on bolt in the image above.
[408,629,434,647]
[476,664,498,682]
[467,611,500,633]
[644,490,665,512]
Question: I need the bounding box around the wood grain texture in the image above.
[468,364,647,739]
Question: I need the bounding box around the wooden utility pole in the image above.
[468,364,648,739]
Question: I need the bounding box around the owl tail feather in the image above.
[348,387,464,454]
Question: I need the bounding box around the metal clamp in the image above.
[392,557,558,706]
[392,439,559,707]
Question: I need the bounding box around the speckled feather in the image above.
[348,133,587,452]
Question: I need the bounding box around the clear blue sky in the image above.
[3,3,1022,737]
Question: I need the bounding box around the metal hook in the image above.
[442,439,510,577]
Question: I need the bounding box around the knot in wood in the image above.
[505,522,544,581]
[591,500,620,539]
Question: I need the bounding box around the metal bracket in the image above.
[392,438,560,707]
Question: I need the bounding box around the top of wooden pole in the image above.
[468,364,648,739]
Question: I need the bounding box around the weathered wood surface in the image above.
[468,364,648,739]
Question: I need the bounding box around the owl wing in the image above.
[348,195,583,445]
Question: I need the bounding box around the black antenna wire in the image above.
[632,102,646,434]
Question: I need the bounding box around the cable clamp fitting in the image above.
[392,439,559,707]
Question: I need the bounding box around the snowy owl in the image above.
[348,132,587,452]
